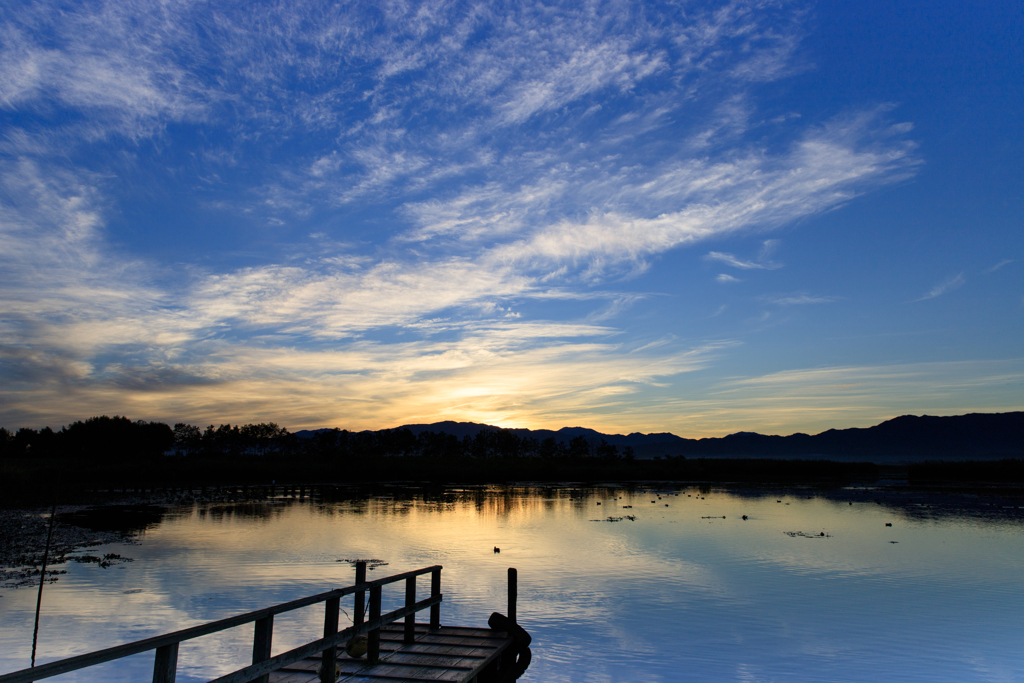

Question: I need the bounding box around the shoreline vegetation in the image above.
[2,413,1023,507]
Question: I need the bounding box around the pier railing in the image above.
[0,563,442,683]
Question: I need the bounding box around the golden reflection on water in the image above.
[1,485,1023,683]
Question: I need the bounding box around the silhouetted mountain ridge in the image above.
[384,412,1023,460]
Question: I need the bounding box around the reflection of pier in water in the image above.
[0,564,531,683]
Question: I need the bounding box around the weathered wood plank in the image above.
[380,653,475,669]
[305,620,516,683]
[351,663,465,681]
[268,671,319,683]
[207,596,442,683]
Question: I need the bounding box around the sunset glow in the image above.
[1,1,1021,434]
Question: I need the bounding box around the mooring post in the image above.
[322,597,339,683]
[152,643,178,683]
[354,561,367,626]
[429,567,441,630]
[508,567,517,625]
[367,585,382,662]
[404,576,416,643]
[251,615,273,683]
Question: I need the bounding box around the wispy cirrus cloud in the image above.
[705,240,783,271]
[0,0,933,429]
[914,273,965,302]
[0,316,732,431]
[983,259,1014,274]
[706,252,764,269]
[765,294,838,306]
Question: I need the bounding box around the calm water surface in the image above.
[2,485,1023,682]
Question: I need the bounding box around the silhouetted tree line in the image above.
[0,416,288,461]
[1,417,637,462]
[172,422,292,458]
[0,416,174,461]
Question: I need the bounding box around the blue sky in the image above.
[1,0,1021,436]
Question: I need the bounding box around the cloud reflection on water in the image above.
[1,485,1022,683]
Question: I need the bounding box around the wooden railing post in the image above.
[251,616,273,683]
[321,597,339,683]
[367,585,382,662]
[404,576,416,643]
[0,565,443,683]
[152,643,178,683]
[354,561,366,626]
[429,567,441,630]
[508,567,517,625]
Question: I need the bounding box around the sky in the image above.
[1,0,1021,437]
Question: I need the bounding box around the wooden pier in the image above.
[0,565,530,683]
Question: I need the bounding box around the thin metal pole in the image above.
[30,484,59,669]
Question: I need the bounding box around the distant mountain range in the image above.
[298,412,1024,461]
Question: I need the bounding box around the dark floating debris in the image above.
[494,547,500,553]
[338,558,389,570]
[701,516,726,519]
[592,515,636,522]
[885,523,892,527]
[742,515,748,520]
[70,553,134,569]
[623,505,632,509]
[1,509,141,589]
[890,541,899,544]
[784,531,830,538]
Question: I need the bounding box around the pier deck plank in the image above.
[268,624,513,683]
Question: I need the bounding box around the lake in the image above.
[1,484,1023,682]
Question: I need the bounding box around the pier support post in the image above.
[152,643,178,683]
[354,561,366,626]
[404,576,416,643]
[429,567,441,630]
[322,597,339,683]
[251,615,273,683]
[508,567,517,625]
[367,585,382,662]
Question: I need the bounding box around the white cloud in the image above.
[717,274,741,283]
[0,318,730,430]
[0,0,935,431]
[983,259,1014,274]
[706,252,762,269]
[766,294,837,305]
[915,273,965,302]
[475,120,917,277]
